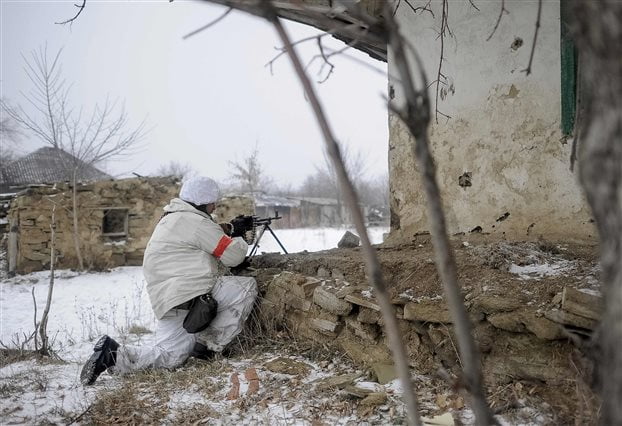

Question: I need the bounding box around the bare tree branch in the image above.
[256,2,424,425]
[266,33,331,75]
[56,0,86,26]
[204,0,388,61]
[383,2,496,423]
[183,7,233,39]
[523,0,542,76]
[486,0,508,41]
[468,0,480,11]
[403,0,434,18]
[434,0,452,123]
[38,204,57,356]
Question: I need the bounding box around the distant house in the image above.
[0,147,112,234]
[252,193,301,228]
[0,147,111,193]
[251,193,369,228]
[296,197,346,227]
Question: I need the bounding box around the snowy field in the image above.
[0,226,552,425]
[248,225,388,254]
[0,226,400,424]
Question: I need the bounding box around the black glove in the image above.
[231,215,254,238]
[230,256,252,274]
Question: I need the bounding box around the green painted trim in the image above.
[560,1,577,136]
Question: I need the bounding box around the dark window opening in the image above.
[102,209,128,236]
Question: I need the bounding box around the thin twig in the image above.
[266,33,330,75]
[56,0,86,25]
[468,0,480,11]
[405,0,434,18]
[393,0,401,16]
[434,0,451,123]
[32,287,39,351]
[259,2,423,425]
[523,0,542,75]
[67,404,92,425]
[183,7,233,39]
[486,0,507,41]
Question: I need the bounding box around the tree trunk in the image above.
[569,2,622,424]
[39,204,57,356]
[71,169,85,270]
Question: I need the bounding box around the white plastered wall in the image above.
[387,0,594,242]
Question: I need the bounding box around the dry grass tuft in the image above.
[0,348,39,368]
[85,359,230,424]
[86,382,170,424]
[0,348,65,368]
[127,324,152,335]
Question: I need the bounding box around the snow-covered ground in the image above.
[0,226,389,359]
[0,227,554,424]
[249,225,388,254]
[0,226,394,424]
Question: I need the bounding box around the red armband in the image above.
[213,235,233,258]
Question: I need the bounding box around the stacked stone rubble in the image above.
[258,268,601,385]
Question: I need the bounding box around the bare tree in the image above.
[228,145,273,194]
[1,101,22,143]
[38,203,57,356]
[357,172,389,210]
[299,144,369,223]
[0,99,22,180]
[154,160,196,180]
[3,46,145,270]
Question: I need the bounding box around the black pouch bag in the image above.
[182,294,218,333]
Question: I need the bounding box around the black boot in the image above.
[189,342,215,361]
[80,335,119,385]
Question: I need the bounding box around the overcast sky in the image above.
[1,0,389,189]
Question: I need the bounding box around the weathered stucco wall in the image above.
[388,1,593,242]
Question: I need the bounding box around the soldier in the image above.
[81,176,257,385]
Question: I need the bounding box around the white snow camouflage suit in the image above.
[113,198,258,374]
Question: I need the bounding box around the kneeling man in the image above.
[81,176,257,385]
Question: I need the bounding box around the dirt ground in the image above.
[251,234,602,424]
[253,234,600,302]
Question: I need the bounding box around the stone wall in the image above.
[7,178,255,274]
[7,177,179,273]
[388,1,594,242]
[253,252,599,387]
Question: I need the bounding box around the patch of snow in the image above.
[578,287,601,297]
[167,386,207,411]
[103,240,127,246]
[509,260,575,280]
[0,266,155,362]
[361,289,373,299]
[414,294,443,303]
[253,226,388,254]
[0,359,102,424]
[353,380,384,392]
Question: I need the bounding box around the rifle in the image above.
[230,212,288,257]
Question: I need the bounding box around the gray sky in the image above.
[1,0,389,189]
